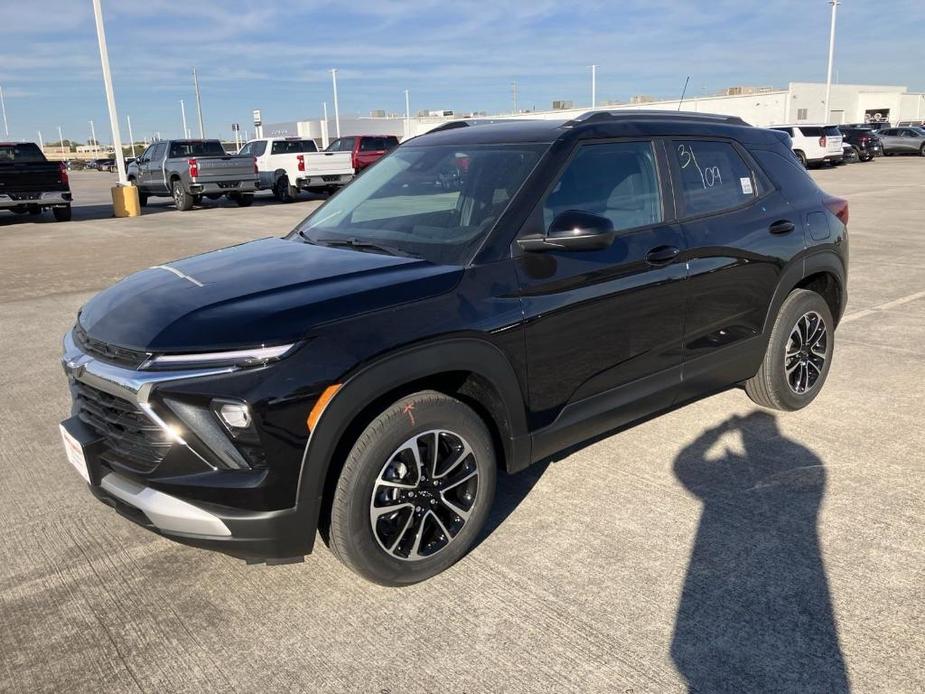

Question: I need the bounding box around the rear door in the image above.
[899,129,922,152]
[668,138,803,392]
[516,139,687,445]
[356,137,387,170]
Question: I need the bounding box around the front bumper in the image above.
[60,330,317,561]
[0,191,72,208]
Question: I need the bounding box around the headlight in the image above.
[143,343,298,370]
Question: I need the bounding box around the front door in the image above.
[515,140,687,455]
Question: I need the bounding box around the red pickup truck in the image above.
[325,135,399,173]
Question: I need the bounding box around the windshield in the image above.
[0,143,46,162]
[294,143,546,265]
[169,141,226,158]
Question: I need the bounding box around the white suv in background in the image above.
[770,125,844,167]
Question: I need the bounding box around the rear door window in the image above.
[543,141,662,232]
[671,140,757,217]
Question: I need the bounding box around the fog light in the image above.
[218,402,251,429]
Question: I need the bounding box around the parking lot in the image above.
[1,162,923,692]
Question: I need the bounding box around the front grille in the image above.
[7,192,41,201]
[75,382,171,473]
[73,323,149,369]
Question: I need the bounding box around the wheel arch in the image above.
[763,252,846,335]
[296,338,530,545]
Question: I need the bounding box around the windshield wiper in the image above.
[313,237,421,259]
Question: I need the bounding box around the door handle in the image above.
[769,220,796,234]
[645,245,680,266]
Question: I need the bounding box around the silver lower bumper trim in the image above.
[101,472,231,537]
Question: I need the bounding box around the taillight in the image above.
[819,135,826,147]
[58,161,69,186]
[860,135,870,144]
[188,158,199,178]
[824,195,849,226]
[297,154,305,172]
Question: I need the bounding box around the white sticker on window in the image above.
[740,177,754,195]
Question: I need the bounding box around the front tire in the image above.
[329,391,497,586]
[172,181,194,211]
[745,289,834,411]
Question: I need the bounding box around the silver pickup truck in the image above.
[127,139,257,211]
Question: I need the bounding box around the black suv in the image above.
[60,112,849,585]
[838,126,882,161]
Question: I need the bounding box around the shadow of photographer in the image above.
[671,410,849,693]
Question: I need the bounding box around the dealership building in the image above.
[261,81,925,145]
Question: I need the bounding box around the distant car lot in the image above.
[0,163,923,692]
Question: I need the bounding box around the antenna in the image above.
[678,76,691,111]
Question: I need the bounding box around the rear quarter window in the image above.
[798,127,823,138]
[672,140,757,217]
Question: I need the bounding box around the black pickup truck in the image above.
[0,142,72,221]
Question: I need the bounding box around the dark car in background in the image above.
[60,112,849,585]
[0,142,72,221]
[325,134,400,173]
[838,126,882,161]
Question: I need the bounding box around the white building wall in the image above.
[261,83,923,144]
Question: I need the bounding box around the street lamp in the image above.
[590,65,598,108]
[91,0,130,191]
[823,0,840,123]
[330,69,341,138]
[192,67,205,137]
[180,99,190,138]
[0,85,8,137]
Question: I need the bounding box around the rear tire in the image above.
[172,181,194,211]
[920,144,925,157]
[328,390,497,586]
[233,192,254,207]
[794,150,807,168]
[52,205,72,222]
[273,175,297,203]
[745,289,834,412]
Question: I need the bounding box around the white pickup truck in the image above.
[240,137,354,202]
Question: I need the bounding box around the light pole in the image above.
[192,67,205,137]
[330,69,341,138]
[126,114,136,158]
[91,0,128,185]
[180,99,190,138]
[37,130,44,151]
[89,120,98,149]
[58,126,65,155]
[322,101,330,148]
[0,85,8,137]
[590,64,598,108]
[823,0,839,123]
[512,81,518,114]
[404,89,411,139]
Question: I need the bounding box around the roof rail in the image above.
[562,110,750,128]
[426,118,537,134]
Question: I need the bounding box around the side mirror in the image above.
[518,210,616,252]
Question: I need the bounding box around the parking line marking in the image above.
[840,289,925,323]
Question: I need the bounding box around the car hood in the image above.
[78,237,461,352]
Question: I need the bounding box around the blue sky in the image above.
[2,0,923,144]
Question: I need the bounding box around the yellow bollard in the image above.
[111,184,141,217]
